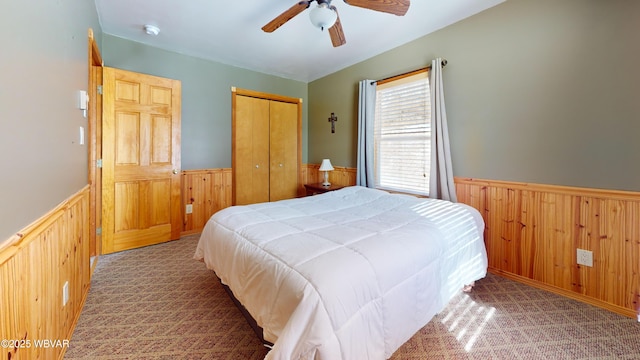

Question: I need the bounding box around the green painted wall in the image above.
[308,0,640,192]
[0,0,102,243]
[3,0,637,243]
[102,35,309,170]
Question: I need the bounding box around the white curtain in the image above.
[356,79,376,187]
[429,58,457,202]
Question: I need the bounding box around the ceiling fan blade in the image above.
[343,0,410,16]
[328,8,346,47]
[262,1,312,33]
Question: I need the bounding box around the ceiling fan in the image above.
[262,0,410,47]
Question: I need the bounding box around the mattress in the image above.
[194,186,487,359]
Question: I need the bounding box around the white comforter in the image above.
[194,186,487,359]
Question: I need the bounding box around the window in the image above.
[374,71,431,196]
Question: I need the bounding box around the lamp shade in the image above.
[309,3,337,31]
[319,159,334,171]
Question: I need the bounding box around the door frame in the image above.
[87,28,103,270]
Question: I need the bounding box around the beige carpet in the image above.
[66,234,640,359]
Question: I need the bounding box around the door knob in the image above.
[173,169,179,174]
[279,163,283,167]
[255,165,259,168]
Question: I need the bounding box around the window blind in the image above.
[374,72,431,195]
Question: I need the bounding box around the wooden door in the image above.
[232,87,302,205]
[269,100,300,201]
[102,67,182,254]
[233,95,270,205]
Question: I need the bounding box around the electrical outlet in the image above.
[185,204,193,214]
[62,281,69,306]
[577,249,593,267]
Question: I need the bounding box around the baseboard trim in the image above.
[59,278,92,360]
[488,268,637,319]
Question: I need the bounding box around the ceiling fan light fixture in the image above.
[309,2,337,31]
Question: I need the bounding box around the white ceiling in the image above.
[95,0,504,82]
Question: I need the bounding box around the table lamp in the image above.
[319,159,334,186]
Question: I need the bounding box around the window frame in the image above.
[373,68,431,196]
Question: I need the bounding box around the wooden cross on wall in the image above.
[328,112,338,133]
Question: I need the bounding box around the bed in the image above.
[194,186,487,359]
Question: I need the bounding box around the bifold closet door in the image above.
[269,100,299,201]
[234,95,270,205]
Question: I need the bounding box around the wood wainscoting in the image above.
[179,167,639,318]
[180,165,357,235]
[181,169,233,236]
[0,186,91,360]
[302,163,357,187]
[456,177,640,319]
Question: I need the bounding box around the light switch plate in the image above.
[62,281,69,306]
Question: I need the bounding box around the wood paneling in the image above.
[181,169,233,235]
[180,165,356,235]
[178,167,639,318]
[0,186,91,360]
[302,163,357,187]
[456,177,640,319]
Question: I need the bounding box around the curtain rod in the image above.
[371,59,447,85]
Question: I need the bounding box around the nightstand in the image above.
[304,183,345,196]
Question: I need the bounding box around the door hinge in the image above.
[96,159,102,168]
[96,227,102,235]
[97,85,103,95]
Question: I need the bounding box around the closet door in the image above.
[269,100,299,201]
[232,87,302,205]
[233,95,269,205]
